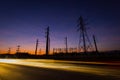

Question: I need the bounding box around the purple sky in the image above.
[0,0,120,54]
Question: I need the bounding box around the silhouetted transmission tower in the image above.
[77,16,93,53]
[45,26,50,56]
[16,45,20,53]
[8,48,11,54]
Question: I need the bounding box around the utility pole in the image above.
[45,26,50,56]
[16,45,20,53]
[65,37,68,53]
[93,35,98,52]
[35,39,39,55]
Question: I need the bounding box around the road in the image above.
[0,59,120,80]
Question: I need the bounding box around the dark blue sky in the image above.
[0,0,120,54]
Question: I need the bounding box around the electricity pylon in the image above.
[77,16,93,53]
[16,45,20,53]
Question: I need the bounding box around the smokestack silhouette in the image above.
[35,39,39,55]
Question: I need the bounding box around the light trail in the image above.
[0,59,120,78]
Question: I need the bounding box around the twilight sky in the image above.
[0,0,120,54]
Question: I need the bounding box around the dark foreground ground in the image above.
[0,59,120,80]
[0,51,120,61]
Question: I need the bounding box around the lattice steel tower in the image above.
[77,16,93,53]
[16,45,20,53]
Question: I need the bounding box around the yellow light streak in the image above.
[0,59,119,78]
